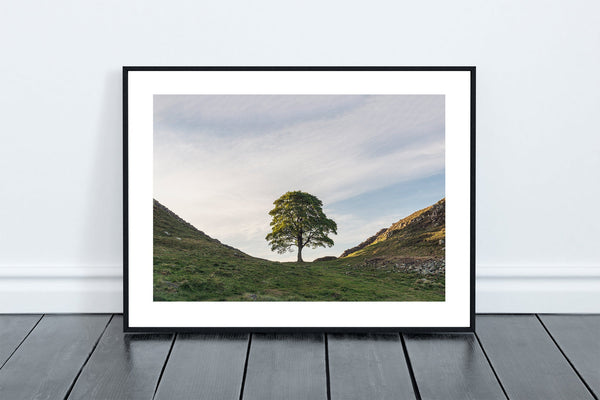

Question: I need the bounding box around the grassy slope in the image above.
[153,199,444,302]
[343,198,445,259]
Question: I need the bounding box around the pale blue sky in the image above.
[154,95,445,261]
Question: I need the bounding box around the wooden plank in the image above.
[154,333,248,400]
[0,314,110,400]
[66,315,173,400]
[404,333,506,400]
[243,333,327,400]
[0,314,41,368]
[328,333,415,400]
[476,315,594,400]
[539,314,600,398]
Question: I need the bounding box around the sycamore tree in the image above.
[266,191,337,262]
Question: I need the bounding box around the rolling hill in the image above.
[341,198,445,259]
[153,199,444,302]
[154,199,250,259]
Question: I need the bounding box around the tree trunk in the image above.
[297,234,304,262]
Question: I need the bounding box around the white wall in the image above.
[1,0,599,313]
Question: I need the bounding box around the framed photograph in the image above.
[123,67,475,332]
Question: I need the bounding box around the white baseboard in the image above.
[0,267,123,313]
[476,266,600,313]
[1,266,599,314]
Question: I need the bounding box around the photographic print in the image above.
[152,95,446,302]
[124,67,474,331]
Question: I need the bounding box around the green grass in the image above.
[346,227,445,259]
[153,199,445,302]
[153,234,444,302]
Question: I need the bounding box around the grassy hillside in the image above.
[341,198,445,259]
[153,199,444,302]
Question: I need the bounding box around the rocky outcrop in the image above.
[384,198,445,238]
[344,257,445,275]
[340,198,445,258]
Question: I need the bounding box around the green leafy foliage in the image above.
[265,191,337,262]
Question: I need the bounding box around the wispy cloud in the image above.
[154,95,367,135]
[154,95,444,261]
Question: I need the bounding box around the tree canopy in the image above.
[265,191,337,262]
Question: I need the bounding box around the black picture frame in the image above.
[123,66,475,333]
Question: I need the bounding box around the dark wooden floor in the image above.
[0,315,597,400]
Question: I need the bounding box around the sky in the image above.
[154,95,445,261]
